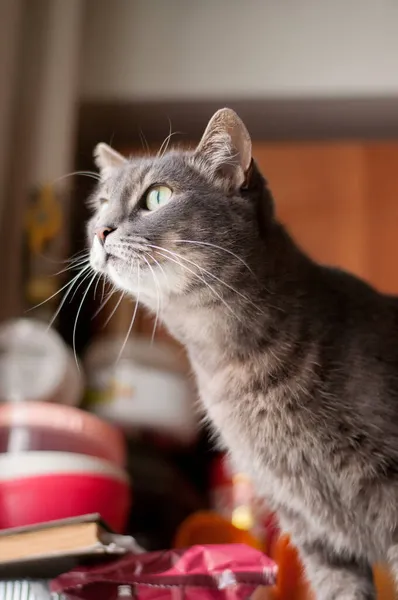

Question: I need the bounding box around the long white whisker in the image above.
[70,268,96,301]
[28,264,92,312]
[66,251,91,264]
[157,126,182,159]
[145,243,262,313]
[52,170,100,186]
[100,278,106,302]
[40,249,90,266]
[157,120,172,159]
[69,249,92,259]
[53,257,90,277]
[117,264,141,363]
[154,250,241,321]
[93,274,102,300]
[115,240,258,312]
[118,238,253,275]
[172,239,255,275]
[72,272,97,367]
[162,131,183,157]
[102,291,125,329]
[118,240,256,313]
[67,254,91,266]
[138,129,150,157]
[142,255,161,343]
[143,251,171,293]
[91,285,115,320]
[46,267,92,331]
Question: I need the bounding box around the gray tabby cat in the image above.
[87,108,398,600]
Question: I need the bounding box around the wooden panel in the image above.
[363,143,398,294]
[252,142,367,279]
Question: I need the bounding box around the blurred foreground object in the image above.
[210,454,279,553]
[0,366,131,532]
[175,510,263,550]
[52,543,277,600]
[0,401,126,464]
[84,333,197,444]
[0,319,82,406]
[0,513,142,579]
[0,451,130,532]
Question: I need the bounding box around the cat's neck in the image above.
[161,223,315,374]
[162,299,264,371]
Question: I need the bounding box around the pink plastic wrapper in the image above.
[52,544,277,600]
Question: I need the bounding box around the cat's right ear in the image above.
[195,108,252,189]
[93,143,126,179]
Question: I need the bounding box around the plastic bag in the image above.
[51,543,277,600]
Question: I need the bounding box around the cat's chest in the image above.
[192,359,338,512]
[193,361,365,547]
[193,359,308,475]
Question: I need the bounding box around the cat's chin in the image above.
[90,236,107,272]
[106,262,152,301]
[90,241,128,280]
[107,262,129,289]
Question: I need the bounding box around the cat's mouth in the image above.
[90,237,163,276]
[90,247,128,276]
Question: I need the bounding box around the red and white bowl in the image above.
[0,452,131,532]
[0,402,127,467]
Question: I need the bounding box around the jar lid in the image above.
[0,319,69,403]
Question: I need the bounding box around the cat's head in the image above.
[87,108,274,309]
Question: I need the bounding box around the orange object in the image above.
[270,535,397,600]
[174,510,263,550]
[268,535,313,600]
[374,565,397,600]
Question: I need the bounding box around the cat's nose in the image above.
[95,226,115,244]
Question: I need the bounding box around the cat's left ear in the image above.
[93,143,126,179]
[195,108,252,188]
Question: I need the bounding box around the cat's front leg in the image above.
[277,508,375,599]
[298,541,375,600]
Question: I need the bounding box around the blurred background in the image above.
[1,0,398,553]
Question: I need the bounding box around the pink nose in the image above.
[95,226,115,243]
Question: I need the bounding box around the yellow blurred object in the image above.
[174,510,263,550]
[26,277,58,304]
[232,504,255,531]
[210,455,278,551]
[25,184,62,255]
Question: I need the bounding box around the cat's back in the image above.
[309,264,398,369]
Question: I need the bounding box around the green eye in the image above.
[146,185,172,211]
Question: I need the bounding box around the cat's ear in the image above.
[93,143,126,179]
[195,108,252,188]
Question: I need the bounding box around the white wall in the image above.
[81,0,398,101]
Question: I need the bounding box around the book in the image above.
[0,514,142,579]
